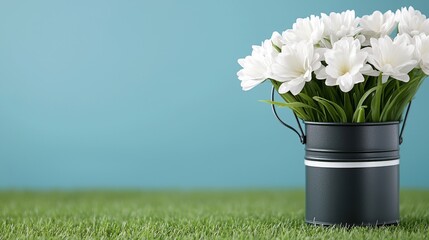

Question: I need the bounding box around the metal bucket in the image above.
[270,87,411,226]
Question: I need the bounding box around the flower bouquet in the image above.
[237,7,427,123]
[236,7,428,226]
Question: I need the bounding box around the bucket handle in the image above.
[271,86,306,144]
[399,101,412,145]
[270,86,412,145]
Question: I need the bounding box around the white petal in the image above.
[338,73,354,92]
[391,74,410,82]
[382,74,389,83]
[278,82,291,94]
[315,66,328,80]
[290,82,306,95]
[361,64,379,76]
[271,31,285,49]
[241,79,265,91]
[325,76,337,86]
[352,73,365,84]
[421,63,429,75]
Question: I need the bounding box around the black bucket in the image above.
[305,122,399,226]
[270,87,411,226]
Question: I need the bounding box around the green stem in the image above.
[371,74,383,122]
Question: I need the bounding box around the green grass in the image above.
[0,190,428,239]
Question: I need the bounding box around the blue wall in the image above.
[0,0,428,189]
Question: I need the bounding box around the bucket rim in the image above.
[304,121,400,126]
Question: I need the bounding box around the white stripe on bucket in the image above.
[305,159,399,168]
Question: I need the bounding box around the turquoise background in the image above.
[0,0,428,189]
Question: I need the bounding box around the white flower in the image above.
[237,40,278,91]
[271,41,322,95]
[366,35,418,82]
[414,33,429,75]
[316,37,375,92]
[321,10,361,44]
[396,6,429,36]
[359,10,397,46]
[282,15,325,45]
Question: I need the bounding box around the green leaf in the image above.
[313,96,347,123]
[380,85,410,121]
[353,106,367,123]
[296,92,318,120]
[266,70,427,123]
[259,100,318,120]
[371,74,384,122]
[352,86,377,121]
[259,100,314,109]
[343,93,353,121]
[298,92,316,106]
[380,72,425,121]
